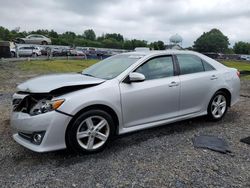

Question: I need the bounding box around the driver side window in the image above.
[135,56,174,80]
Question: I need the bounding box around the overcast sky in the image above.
[0,0,250,47]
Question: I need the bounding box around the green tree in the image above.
[102,38,122,49]
[193,28,229,53]
[150,41,165,50]
[233,41,250,54]
[49,30,59,38]
[105,33,124,42]
[123,40,133,50]
[83,29,96,41]
[0,26,10,40]
[131,39,147,49]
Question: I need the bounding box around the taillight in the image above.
[237,70,240,78]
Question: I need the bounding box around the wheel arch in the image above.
[41,41,48,45]
[66,104,120,135]
[215,88,232,107]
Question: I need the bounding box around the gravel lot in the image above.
[0,61,250,187]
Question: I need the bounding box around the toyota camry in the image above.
[11,50,240,153]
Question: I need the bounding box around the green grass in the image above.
[220,60,250,80]
[220,60,250,71]
[17,59,250,80]
[18,59,99,73]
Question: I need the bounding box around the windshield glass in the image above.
[82,54,142,79]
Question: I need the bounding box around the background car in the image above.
[15,46,42,57]
[17,34,52,45]
[240,55,250,61]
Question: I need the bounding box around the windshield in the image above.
[82,54,142,79]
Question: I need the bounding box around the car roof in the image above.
[121,50,227,70]
[123,50,202,56]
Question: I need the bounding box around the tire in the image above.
[11,52,16,58]
[19,39,25,44]
[32,53,37,58]
[66,109,115,154]
[207,91,228,121]
[41,41,48,45]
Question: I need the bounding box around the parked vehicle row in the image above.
[2,40,129,58]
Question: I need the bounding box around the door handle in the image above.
[210,75,218,80]
[168,81,179,87]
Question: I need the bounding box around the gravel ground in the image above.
[0,62,250,188]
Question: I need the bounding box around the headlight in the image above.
[30,99,64,116]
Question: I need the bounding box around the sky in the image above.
[0,0,250,47]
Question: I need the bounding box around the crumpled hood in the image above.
[17,73,105,93]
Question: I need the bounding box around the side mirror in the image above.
[129,72,145,82]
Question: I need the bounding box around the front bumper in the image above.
[11,111,72,152]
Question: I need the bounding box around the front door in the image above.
[120,55,180,127]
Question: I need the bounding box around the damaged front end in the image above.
[13,82,102,116]
[12,93,64,116]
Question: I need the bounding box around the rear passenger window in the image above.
[177,54,204,75]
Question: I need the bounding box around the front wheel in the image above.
[207,91,228,121]
[32,53,37,58]
[66,109,115,154]
[11,51,16,58]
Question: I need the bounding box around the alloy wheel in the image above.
[76,116,110,150]
[211,94,227,119]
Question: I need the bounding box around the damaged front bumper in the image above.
[10,93,72,152]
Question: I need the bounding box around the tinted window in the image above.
[135,56,174,80]
[202,60,215,71]
[177,54,204,75]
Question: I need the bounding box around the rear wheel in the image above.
[41,41,48,45]
[66,109,115,154]
[207,91,228,121]
[19,39,25,44]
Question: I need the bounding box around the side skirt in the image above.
[118,111,207,135]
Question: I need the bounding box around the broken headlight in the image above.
[30,99,64,116]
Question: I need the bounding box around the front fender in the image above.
[56,79,122,124]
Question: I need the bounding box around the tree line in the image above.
[0,26,249,54]
[0,26,165,50]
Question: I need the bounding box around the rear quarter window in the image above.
[202,60,216,71]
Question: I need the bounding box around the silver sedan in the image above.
[11,50,240,153]
[18,34,52,45]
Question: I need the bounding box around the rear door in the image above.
[120,55,180,127]
[176,54,217,115]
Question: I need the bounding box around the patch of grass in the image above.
[220,60,250,80]
[18,59,99,74]
[220,60,250,71]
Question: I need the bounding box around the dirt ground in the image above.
[0,61,250,187]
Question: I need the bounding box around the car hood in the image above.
[17,73,105,94]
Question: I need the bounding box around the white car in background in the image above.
[13,46,42,57]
